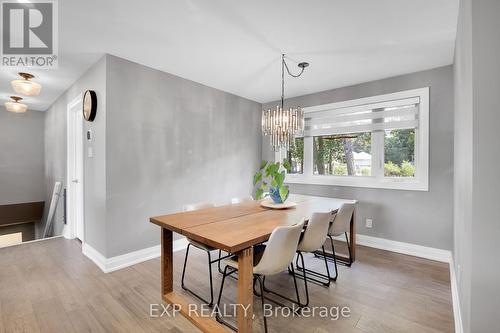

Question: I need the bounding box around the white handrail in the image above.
[43,182,62,238]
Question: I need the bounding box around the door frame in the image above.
[65,94,85,241]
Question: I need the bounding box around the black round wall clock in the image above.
[83,90,97,122]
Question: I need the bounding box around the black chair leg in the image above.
[322,246,332,282]
[216,266,229,312]
[217,250,224,274]
[253,276,259,296]
[345,232,353,266]
[295,249,332,286]
[290,264,301,305]
[314,234,353,268]
[207,251,214,306]
[181,243,191,288]
[261,254,309,308]
[181,243,214,306]
[329,236,339,280]
[297,252,310,307]
[215,266,239,332]
[255,276,269,333]
[273,265,304,305]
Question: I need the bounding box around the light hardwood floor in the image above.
[0,237,454,333]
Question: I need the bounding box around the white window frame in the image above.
[276,87,429,191]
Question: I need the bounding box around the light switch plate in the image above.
[365,218,373,228]
[88,146,93,158]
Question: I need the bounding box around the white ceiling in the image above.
[0,0,459,111]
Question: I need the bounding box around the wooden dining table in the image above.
[150,194,357,333]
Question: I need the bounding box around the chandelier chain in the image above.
[281,54,306,108]
[283,56,306,78]
[282,54,285,108]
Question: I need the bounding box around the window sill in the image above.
[284,175,428,191]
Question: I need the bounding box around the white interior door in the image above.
[67,95,84,241]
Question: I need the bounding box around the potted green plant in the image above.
[253,160,291,203]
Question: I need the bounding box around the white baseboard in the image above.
[85,233,451,272]
[334,233,452,263]
[449,257,464,333]
[82,242,108,272]
[82,237,189,273]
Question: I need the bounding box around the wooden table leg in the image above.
[237,247,253,333]
[349,208,356,262]
[160,230,229,332]
[161,228,173,295]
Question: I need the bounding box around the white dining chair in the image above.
[230,196,254,204]
[293,211,336,294]
[321,203,356,268]
[216,218,306,333]
[180,202,229,307]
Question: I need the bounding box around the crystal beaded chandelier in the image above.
[262,54,309,151]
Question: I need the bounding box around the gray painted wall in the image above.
[470,1,500,331]
[42,54,261,256]
[0,108,45,205]
[104,55,262,257]
[263,66,454,250]
[42,94,67,238]
[453,0,472,330]
[43,56,107,249]
[454,0,500,332]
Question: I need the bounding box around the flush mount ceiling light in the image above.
[262,54,309,151]
[11,72,42,96]
[4,96,28,113]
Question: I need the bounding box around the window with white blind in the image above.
[278,87,429,191]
